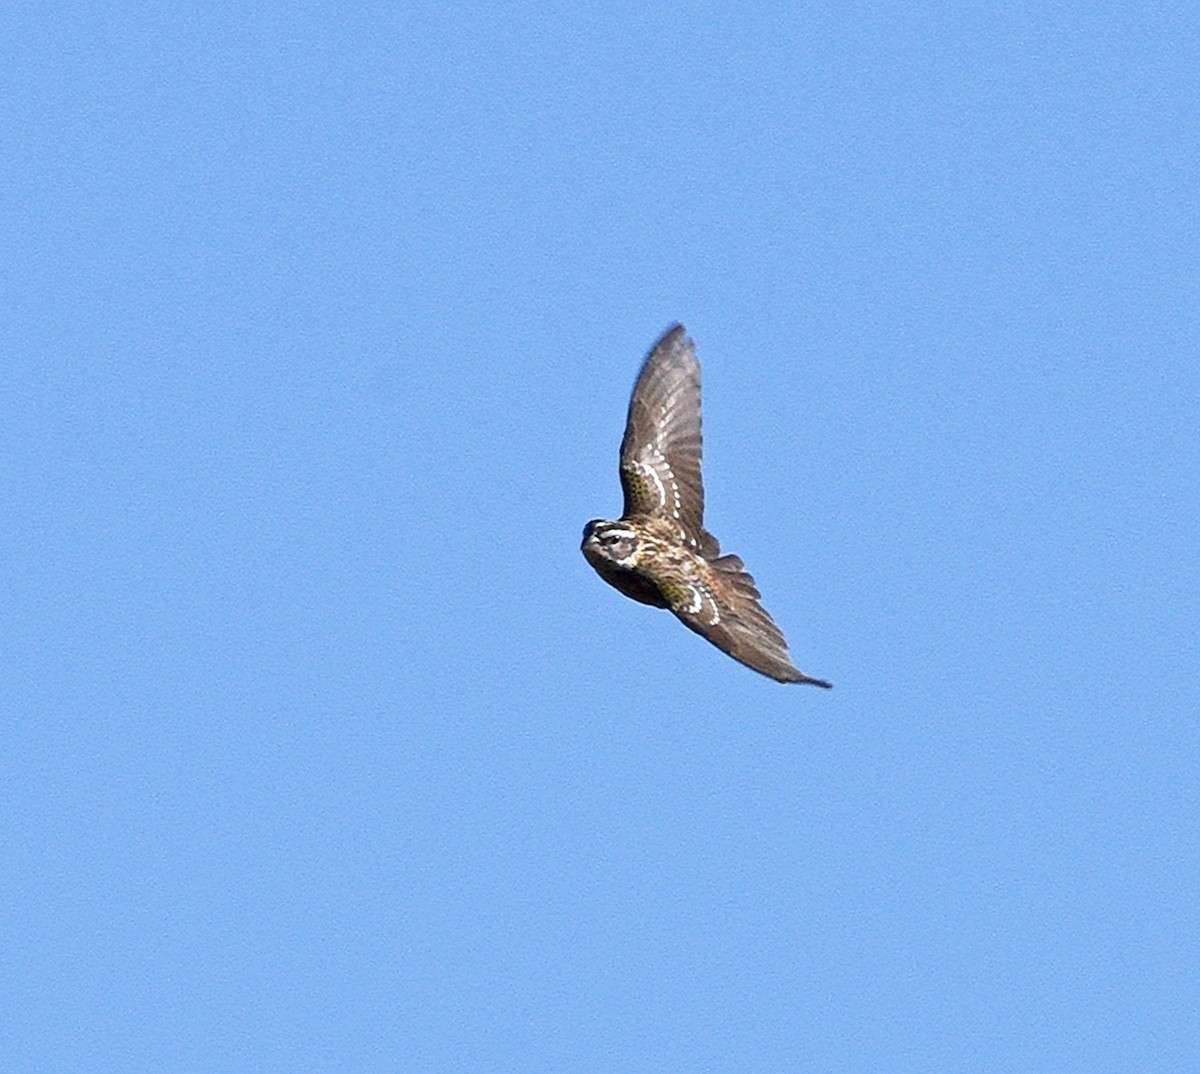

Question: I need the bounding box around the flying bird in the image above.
[581,324,831,687]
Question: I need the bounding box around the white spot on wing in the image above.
[647,445,682,522]
[707,595,721,626]
[685,583,721,625]
[630,459,666,510]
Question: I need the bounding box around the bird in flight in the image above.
[581,324,831,687]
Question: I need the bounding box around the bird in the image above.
[581,324,831,687]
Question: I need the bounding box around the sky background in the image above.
[4,4,1198,1071]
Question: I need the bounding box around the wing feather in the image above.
[619,325,716,552]
[665,559,832,687]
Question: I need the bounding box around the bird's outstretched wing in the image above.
[619,325,717,553]
[663,553,832,687]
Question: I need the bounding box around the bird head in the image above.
[581,520,639,568]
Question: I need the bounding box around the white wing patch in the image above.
[630,444,694,545]
[684,582,721,625]
[629,457,666,511]
[650,446,683,523]
[630,447,683,521]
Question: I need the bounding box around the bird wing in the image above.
[619,324,717,553]
[663,554,832,686]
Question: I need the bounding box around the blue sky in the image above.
[4,4,1198,1071]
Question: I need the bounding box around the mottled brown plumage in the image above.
[582,324,831,687]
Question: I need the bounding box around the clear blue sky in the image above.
[4,4,1197,1071]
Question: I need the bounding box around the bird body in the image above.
[581,325,831,687]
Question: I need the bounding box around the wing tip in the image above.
[784,669,833,688]
[649,322,694,362]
